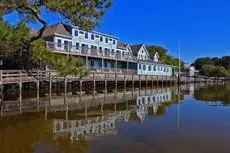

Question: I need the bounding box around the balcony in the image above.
[46,41,137,62]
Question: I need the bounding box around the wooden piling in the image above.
[0,70,2,85]
[105,72,107,93]
[19,70,22,113]
[64,77,67,105]
[132,74,134,91]
[93,72,96,98]
[115,71,117,93]
[49,71,52,106]
[79,78,83,99]
[151,75,154,89]
[139,75,141,89]
[37,70,40,112]
[157,75,159,87]
[124,73,126,91]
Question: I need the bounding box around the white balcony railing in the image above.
[46,41,137,62]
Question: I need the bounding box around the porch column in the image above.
[102,58,104,71]
[115,59,117,73]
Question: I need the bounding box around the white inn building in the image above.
[42,23,174,76]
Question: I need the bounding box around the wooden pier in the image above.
[0,69,229,112]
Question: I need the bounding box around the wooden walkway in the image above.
[0,69,228,85]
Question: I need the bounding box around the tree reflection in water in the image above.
[194,84,230,105]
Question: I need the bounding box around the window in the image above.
[85,32,88,39]
[105,37,108,43]
[113,39,116,45]
[164,67,166,72]
[158,66,160,71]
[64,40,69,50]
[82,44,88,48]
[76,42,79,50]
[161,67,163,71]
[111,49,114,55]
[79,31,84,34]
[99,47,103,54]
[139,64,142,69]
[152,96,156,102]
[148,65,151,71]
[74,30,78,37]
[90,61,94,67]
[148,97,151,102]
[91,45,97,50]
[57,39,62,47]
[91,34,94,40]
[96,35,99,38]
[153,66,156,71]
[100,36,103,42]
[109,38,112,41]
[143,65,146,71]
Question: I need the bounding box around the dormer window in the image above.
[113,39,116,45]
[79,31,84,34]
[74,30,78,37]
[105,38,108,43]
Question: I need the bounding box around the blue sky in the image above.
[3,0,230,63]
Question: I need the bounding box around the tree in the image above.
[0,0,112,76]
[199,64,229,77]
[193,56,230,77]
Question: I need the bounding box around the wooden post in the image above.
[79,78,83,99]
[139,75,141,89]
[64,77,67,105]
[65,105,69,120]
[19,70,22,113]
[166,76,168,86]
[124,73,126,91]
[157,75,159,87]
[115,72,117,93]
[151,75,154,89]
[161,76,163,87]
[132,73,134,91]
[37,69,40,112]
[0,70,2,85]
[0,84,3,117]
[93,72,96,98]
[105,72,107,93]
[145,75,147,90]
[49,71,52,106]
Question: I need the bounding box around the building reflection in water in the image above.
[136,89,172,122]
[53,88,173,141]
[53,110,130,141]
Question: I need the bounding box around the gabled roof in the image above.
[148,51,159,59]
[130,44,143,56]
[117,42,129,49]
[42,23,72,37]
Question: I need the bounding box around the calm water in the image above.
[0,84,230,153]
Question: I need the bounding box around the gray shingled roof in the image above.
[130,44,143,56]
[42,23,72,37]
[117,42,128,49]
